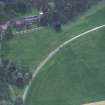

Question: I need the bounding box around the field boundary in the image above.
[13,27,42,35]
[23,24,105,102]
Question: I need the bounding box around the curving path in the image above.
[23,24,105,102]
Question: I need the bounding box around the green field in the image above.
[3,1,105,105]
[25,27,105,105]
[5,2,105,70]
[25,2,105,105]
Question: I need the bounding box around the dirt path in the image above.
[23,24,105,102]
[84,101,105,105]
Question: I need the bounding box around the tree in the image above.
[39,12,49,26]
[4,26,13,40]
[32,0,48,11]
[51,11,62,31]
[14,0,27,14]
[0,1,7,23]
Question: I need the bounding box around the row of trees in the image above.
[33,0,102,23]
[0,0,32,24]
[31,0,102,31]
[0,11,33,103]
[0,0,102,24]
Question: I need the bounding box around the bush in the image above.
[0,59,32,88]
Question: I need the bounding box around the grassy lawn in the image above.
[26,27,105,105]
[5,2,105,71]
